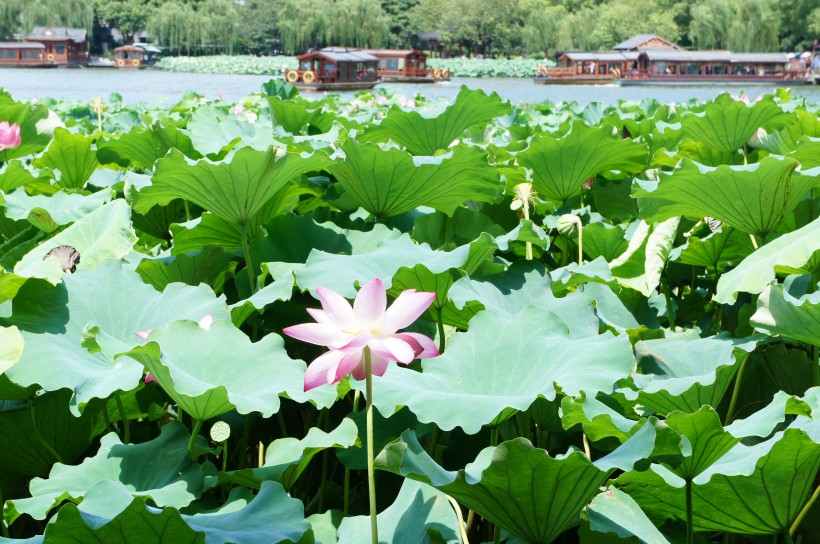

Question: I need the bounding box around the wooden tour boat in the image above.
[0,26,88,68]
[363,49,450,83]
[113,45,147,69]
[286,48,380,91]
[535,34,811,86]
[0,42,53,68]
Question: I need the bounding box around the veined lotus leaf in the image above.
[412,207,505,250]
[590,178,640,223]
[136,246,235,294]
[561,391,641,443]
[185,104,276,157]
[751,275,820,345]
[448,261,600,338]
[134,147,328,226]
[262,78,299,100]
[715,215,820,303]
[679,93,789,153]
[725,390,813,439]
[96,121,201,169]
[2,261,230,412]
[170,212,248,254]
[32,128,98,189]
[295,232,474,298]
[789,136,820,169]
[617,426,820,535]
[121,320,336,421]
[12,199,138,285]
[669,226,754,271]
[0,96,54,161]
[377,423,659,543]
[549,257,616,294]
[360,86,511,155]
[355,304,633,434]
[663,407,738,481]
[327,140,500,218]
[337,479,460,544]
[6,423,207,523]
[220,418,357,490]
[267,96,336,135]
[229,262,300,326]
[633,156,820,238]
[3,189,111,233]
[0,389,105,477]
[617,333,757,415]
[517,120,648,203]
[582,222,629,262]
[748,109,820,155]
[0,325,22,375]
[609,218,679,297]
[0,161,48,196]
[39,480,309,544]
[586,487,671,544]
[672,139,737,167]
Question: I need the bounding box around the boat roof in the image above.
[640,49,732,62]
[729,52,791,63]
[613,34,679,51]
[26,26,87,43]
[298,48,378,62]
[114,45,145,52]
[561,51,633,62]
[0,42,45,49]
[363,49,425,58]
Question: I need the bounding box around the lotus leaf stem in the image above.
[343,466,351,514]
[749,234,759,250]
[221,440,228,472]
[240,223,257,293]
[29,400,63,463]
[188,418,204,460]
[685,478,694,544]
[813,345,818,389]
[115,392,130,443]
[365,347,378,544]
[789,483,820,538]
[446,495,469,543]
[726,353,751,423]
[577,223,583,265]
[184,200,191,223]
[437,307,446,354]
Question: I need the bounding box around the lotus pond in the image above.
[0,82,818,544]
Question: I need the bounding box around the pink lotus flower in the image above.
[0,121,21,151]
[284,279,438,391]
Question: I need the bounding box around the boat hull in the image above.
[533,76,618,85]
[380,75,442,83]
[294,81,379,91]
[620,76,811,86]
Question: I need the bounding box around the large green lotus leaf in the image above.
[0,161,49,197]
[267,96,336,135]
[561,392,641,443]
[328,140,500,218]
[360,86,511,155]
[13,199,138,285]
[186,104,276,157]
[679,93,789,153]
[663,407,738,481]
[3,189,111,233]
[136,246,235,294]
[337,479,460,544]
[617,333,755,415]
[170,212,248,254]
[378,423,659,544]
[582,223,629,262]
[134,147,327,226]
[448,261,600,339]
[295,232,473,298]
[0,97,54,161]
[668,226,754,271]
[590,178,639,223]
[609,218,679,297]
[221,418,357,490]
[518,121,647,203]
[3,261,230,412]
[715,215,820,303]
[633,156,820,238]
[671,138,737,167]
[749,110,820,154]
[725,390,813,439]
[618,426,820,535]
[586,487,671,544]
[0,389,105,477]
[357,305,633,434]
[0,325,22,375]
[122,320,335,421]
[6,422,206,523]
[229,262,299,327]
[96,122,201,169]
[32,128,98,189]
[39,480,309,544]
[751,275,820,345]
[789,136,820,169]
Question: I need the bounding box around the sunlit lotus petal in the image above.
[0,121,21,151]
[283,278,438,391]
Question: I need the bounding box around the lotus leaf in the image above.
[586,487,671,544]
[96,122,201,169]
[752,275,820,345]
[0,325,22,375]
[32,128,98,189]
[3,189,111,233]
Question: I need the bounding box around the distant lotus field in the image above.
[0,82,818,543]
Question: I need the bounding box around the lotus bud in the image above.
[747,127,767,147]
[557,213,582,238]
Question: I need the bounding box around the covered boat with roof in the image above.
[285,48,380,91]
[363,49,448,82]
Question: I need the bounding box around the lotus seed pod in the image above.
[557,214,581,238]
[210,421,231,442]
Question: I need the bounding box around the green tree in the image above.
[522,3,573,56]
[330,0,391,48]
[589,0,681,50]
[381,0,420,48]
[0,0,93,38]
[238,0,280,54]
[690,0,779,52]
[146,0,200,54]
[90,0,149,44]
[275,0,331,53]
[199,0,239,53]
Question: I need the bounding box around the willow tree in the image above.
[275,0,332,54]
[690,0,778,51]
[146,1,200,54]
[0,0,93,38]
[329,0,390,48]
[199,0,240,53]
[522,4,573,57]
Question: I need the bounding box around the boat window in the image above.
[367,64,376,79]
[300,60,311,70]
[385,58,399,71]
[0,50,15,59]
[325,62,336,75]
[56,44,65,55]
[685,63,699,75]
[21,49,41,60]
[712,64,727,75]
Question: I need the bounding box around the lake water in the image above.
[2,67,819,105]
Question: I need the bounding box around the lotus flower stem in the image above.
[437,308,446,353]
[115,393,130,443]
[725,353,751,423]
[446,495,469,544]
[790,483,820,537]
[364,346,379,544]
[345,391,361,513]
[240,223,257,293]
[749,234,759,250]
[685,478,694,544]
[184,200,191,223]
[188,419,204,460]
[813,345,818,389]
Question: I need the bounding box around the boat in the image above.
[362,49,449,83]
[24,26,89,67]
[0,42,55,68]
[286,48,380,91]
[535,34,811,86]
[113,45,147,69]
